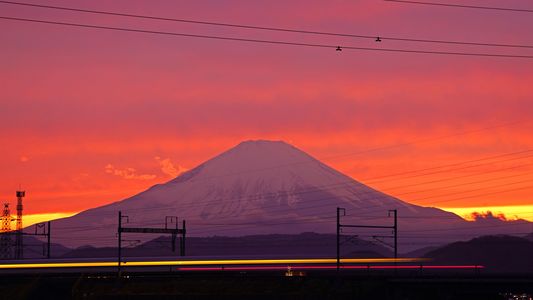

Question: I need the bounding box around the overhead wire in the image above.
[41,208,533,248]
[176,183,533,234]
[1,2,532,204]
[1,0,533,49]
[81,151,533,218]
[45,205,533,236]
[44,173,533,238]
[19,120,533,223]
[2,16,533,59]
[3,1,533,250]
[54,201,533,236]
[384,0,533,13]
[110,146,533,213]
[4,7,528,214]
[179,121,532,185]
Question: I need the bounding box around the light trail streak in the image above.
[0,258,426,269]
[178,265,484,271]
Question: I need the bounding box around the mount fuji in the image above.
[50,140,531,251]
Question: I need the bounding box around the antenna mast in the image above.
[15,190,25,259]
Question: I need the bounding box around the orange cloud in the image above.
[155,157,187,178]
[442,205,533,222]
[104,164,156,180]
[470,211,509,222]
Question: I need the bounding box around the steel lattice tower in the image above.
[0,203,12,259]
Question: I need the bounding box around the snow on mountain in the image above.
[50,140,531,251]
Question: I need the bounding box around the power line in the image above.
[46,205,533,249]
[50,210,533,239]
[390,231,533,238]
[190,210,533,235]
[27,171,533,243]
[409,178,533,204]
[45,203,533,242]
[387,169,533,198]
[2,0,533,49]
[42,123,531,237]
[33,122,529,215]
[17,126,532,232]
[47,162,532,236]
[51,207,533,232]
[95,150,533,216]
[319,120,530,163]
[46,208,533,236]
[69,161,529,224]
[218,176,533,222]
[421,183,533,207]
[45,120,533,213]
[176,120,532,185]
[84,173,533,227]
[384,0,533,13]
[2,16,533,59]
[365,150,533,184]
[41,136,533,222]
[378,162,531,193]
[403,220,533,233]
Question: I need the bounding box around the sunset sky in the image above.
[1,0,533,226]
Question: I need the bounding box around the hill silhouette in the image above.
[425,235,533,273]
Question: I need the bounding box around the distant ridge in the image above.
[426,235,533,273]
[60,233,392,258]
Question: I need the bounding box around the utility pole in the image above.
[336,207,345,271]
[47,221,51,259]
[117,212,186,276]
[118,211,123,276]
[391,209,398,274]
[165,216,178,252]
[336,207,398,269]
[181,220,186,256]
[26,222,51,258]
[390,209,397,259]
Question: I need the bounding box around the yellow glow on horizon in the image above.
[441,205,533,221]
[0,258,428,269]
[23,212,77,228]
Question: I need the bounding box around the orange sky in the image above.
[1,0,533,223]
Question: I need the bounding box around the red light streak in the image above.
[177,265,484,271]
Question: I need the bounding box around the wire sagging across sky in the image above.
[384,0,533,13]
[1,0,533,49]
[1,16,533,60]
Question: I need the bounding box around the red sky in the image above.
[1,0,533,223]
